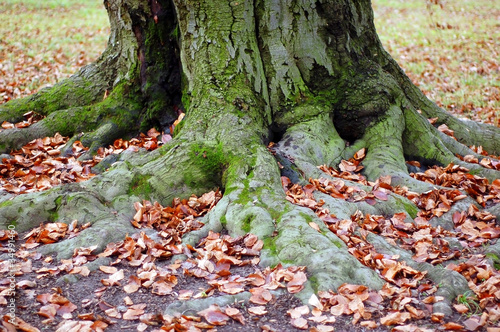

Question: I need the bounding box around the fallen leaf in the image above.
[291,317,308,329]
[248,306,268,316]
[380,312,411,325]
[197,305,230,326]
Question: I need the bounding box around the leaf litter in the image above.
[0,122,500,331]
[2,1,500,330]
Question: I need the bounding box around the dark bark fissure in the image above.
[130,0,182,131]
[1,0,500,318]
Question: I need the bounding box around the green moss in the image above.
[241,215,252,233]
[274,88,337,127]
[181,72,191,112]
[331,239,343,249]
[128,173,153,199]
[485,253,499,262]
[44,80,135,136]
[467,168,481,176]
[188,142,227,174]
[392,196,419,219]
[220,214,227,226]
[170,25,180,40]
[308,275,320,291]
[38,78,97,116]
[45,81,141,137]
[299,212,314,223]
[45,196,63,222]
[0,200,13,209]
[172,117,185,137]
[263,236,278,257]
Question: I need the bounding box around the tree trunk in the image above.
[1,0,500,317]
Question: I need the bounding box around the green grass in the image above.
[0,0,109,102]
[373,0,500,126]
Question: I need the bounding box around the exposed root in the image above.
[403,107,500,182]
[312,181,473,315]
[185,145,386,299]
[272,113,346,183]
[0,83,144,154]
[0,65,109,123]
[271,207,385,299]
[266,122,499,318]
[38,215,137,259]
[0,138,221,258]
[0,164,136,233]
[360,105,427,191]
[165,292,252,317]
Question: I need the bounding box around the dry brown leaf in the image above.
[441,322,464,330]
[291,317,308,329]
[104,307,121,319]
[99,265,118,274]
[225,307,245,325]
[380,311,411,326]
[453,303,469,314]
[152,280,174,296]
[287,271,307,294]
[309,222,321,232]
[123,275,141,294]
[463,318,482,331]
[287,305,310,319]
[313,325,334,332]
[360,320,378,328]
[123,306,145,320]
[249,287,273,305]
[2,316,41,332]
[248,306,268,316]
[220,282,245,295]
[197,305,230,326]
[101,269,124,286]
[37,304,58,319]
[308,293,324,310]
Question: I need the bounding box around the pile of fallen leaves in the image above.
[0,116,177,195]
[130,190,221,244]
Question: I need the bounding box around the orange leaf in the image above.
[441,322,464,330]
[380,312,411,325]
[291,317,308,329]
[198,305,230,325]
[248,306,267,316]
[287,271,307,294]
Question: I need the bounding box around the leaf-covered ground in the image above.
[1,0,500,331]
[1,121,499,331]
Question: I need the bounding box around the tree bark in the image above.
[1,0,499,317]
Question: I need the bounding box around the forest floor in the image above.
[0,0,499,331]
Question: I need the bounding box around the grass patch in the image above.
[0,0,109,102]
[373,0,500,126]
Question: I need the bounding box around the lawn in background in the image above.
[0,0,498,126]
[373,0,500,126]
[0,0,109,102]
